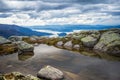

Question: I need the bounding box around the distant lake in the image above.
[28,25,120,37]
[0,44,120,80]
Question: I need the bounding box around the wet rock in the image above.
[64,41,73,50]
[56,41,64,47]
[17,41,34,54]
[94,30,120,56]
[37,65,64,80]
[0,36,11,45]
[81,36,98,48]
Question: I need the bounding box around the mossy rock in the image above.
[46,38,60,45]
[3,72,25,80]
[94,30,120,56]
[22,37,36,44]
[81,36,98,48]
[2,72,41,80]
[0,74,4,80]
[25,74,41,80]
[0,44,17,55]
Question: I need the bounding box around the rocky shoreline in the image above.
[0,28,120,80]
[1,28,120,56]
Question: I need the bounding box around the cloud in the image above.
[0,0,120,26]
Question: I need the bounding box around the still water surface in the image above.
[0,44,120,80]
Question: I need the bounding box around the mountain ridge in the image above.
[0,24,52,38]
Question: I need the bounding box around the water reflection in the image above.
[18,52,34,61]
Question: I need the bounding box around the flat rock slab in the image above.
[37,65,64,80]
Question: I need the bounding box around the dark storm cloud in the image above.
[36,3,70,12]
[0,0,119,13]
[0,0,70,13]
[0,0,120,25]
[0,1,9,12]
[42,0,120,4]
[0,13,11,18]
[104,11,120,16]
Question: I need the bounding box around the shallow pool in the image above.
[0,44,120,80]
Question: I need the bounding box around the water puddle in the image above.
[0,44,120,80]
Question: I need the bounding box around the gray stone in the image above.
[17,41,34,53]
[37,65,64,80]
[0,36,11,45]
[56,41,63,47]
[64,41,73,50]
[81,36,98,48]
[73,44,80,50]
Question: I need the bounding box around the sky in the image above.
[0,0,120,26]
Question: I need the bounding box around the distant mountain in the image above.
[0,24,52,38]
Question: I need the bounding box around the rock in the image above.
[94,30,120,56]
[34,43,39,46]
[30,36,39,42]
[17,41,34,54]
[56,41,63,47]
[81,36,98,48]
[0,36,11,45]
[0,44,17,55]
[8,36,23,42]
[0,74,3,80]
[25,74,40,80]
[37,65,64,80]
[3,72,25,80]
[2,72,41,80]
[64,41,73,50]
[73,44,80,50]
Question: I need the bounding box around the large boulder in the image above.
[81,36,98,48]
[0,36,11,45]
[17,41,34,54]
[94,30,120,56]
[64,41,73,50]
[37,65,64,80]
